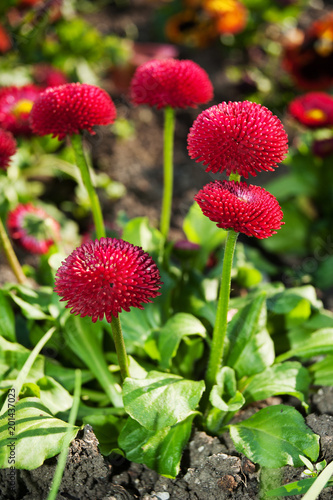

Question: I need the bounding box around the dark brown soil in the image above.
[1,388,333,499]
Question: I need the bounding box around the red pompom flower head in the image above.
[0,129,17,170]
[188,101,288,179]
[54,238,162,322]
[7,203,60,254]
[195,180,284,239]
[130,58,213,109]
[30,83,117,140]
[288,92,333,128]
[0,85,42,136]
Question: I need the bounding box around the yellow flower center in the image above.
[305,108,327,122]
[12,99,34,118]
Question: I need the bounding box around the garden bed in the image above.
[1,2,333,499]
[1,390,333,499]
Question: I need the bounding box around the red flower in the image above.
[33,64,68,88]
[54,238,162,322]
[195,180,284,239]
[188,101,288,178]
[282,13,333,90]
[30,83,117,140]
[0,85,42,136]
[0,24,11,54]
[130,58,213,109]
[7,203,60,254]
[0,129,17,170]
[288,92,333,128]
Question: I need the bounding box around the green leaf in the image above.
[183,202,227,269]
[122,371,205,431]
[225,293,275,378]
[36,376,73,415]
[302,460,333,500]
[173,336,205,378]
[0,398,79,469]
[45,359,94,392]
[157,313,206,369]
[120,303,161,354]
[236,266,262,289]
[207,367,245,433]
[1,327,55,415]
[264,172,315,201]
[260,202,311,256]
[267,286,321,314]
[122,217,164,261]
[305,310,333,330]
[9,292,52,320]
[276,328,333,362]
[229,405,319,468]
[63,315,122,407]
[266,477,317,497]
[0,291,15,342]
[20,382,40,399]
[210,367,245,412]
[118,413,198,478]
[183,202,227,250]
[309,355,333,386]
[0,336,45,385]
[242,362,310,406]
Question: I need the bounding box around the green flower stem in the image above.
[229,172,241,182]
[205,229,239,396]
[160,106,175,240]
[111,315,130,381]
[0,217,26,284]
[70,133,106,239]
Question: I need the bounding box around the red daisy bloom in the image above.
[194,180,284,239]
[30,83,117,140]
[0,129,17,170]
[7,203,60,254]
[0,85,42,136]
[288,92,333,128]
[130,58,213,109]
[54,238,162,322]
[187,101,288,179]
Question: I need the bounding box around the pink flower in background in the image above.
[130,58,213,109]
[33,64,68,88]
[188,101,288,178]
[54,238,162,322]
[0,129,17,170]
[288,92,333,128]
[7,203,60,254]
[0,85,42,136]
[195,180,284,239]
[30,83,117,140]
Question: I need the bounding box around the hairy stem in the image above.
[70,133,106,239]
[160,106,175,240]
[0,217,26,284]
[205,229,239,396]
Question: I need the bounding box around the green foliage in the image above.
[229,405,320,468]
[0,0,332,481]
[0,398,79,470]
